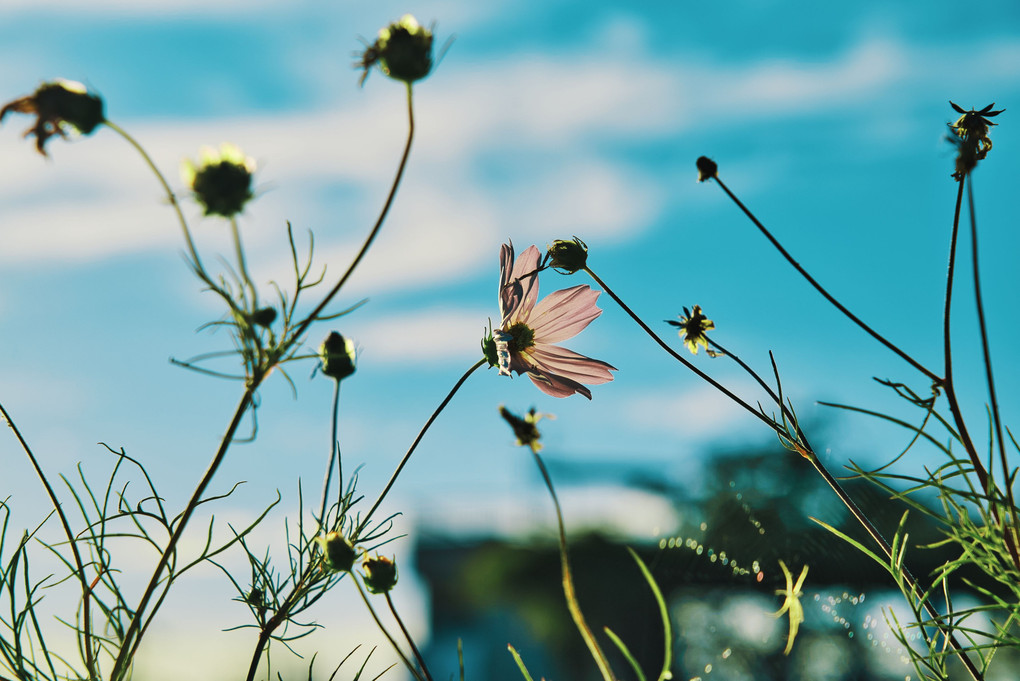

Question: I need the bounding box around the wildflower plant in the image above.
[0,11,1018,681]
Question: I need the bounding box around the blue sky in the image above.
[2,0,1020,678]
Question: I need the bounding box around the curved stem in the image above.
[244,565,316,681]
[711,175,940,384]
[584,267,784,437]
[942,181,993,498]
[290,83,416,345]
[318,379,343,526]
[531,450,616,681]
[0,402,97,680]
[356,359,485,539]
[352,575,426,681]
[385,592,434,681]
[103,120,205,274]
[111,387,257,681]
[964,177,1020,566]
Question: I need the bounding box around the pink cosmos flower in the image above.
[491,242,616,399]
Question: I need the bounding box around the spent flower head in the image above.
[181,143,256,217]
[485,241,616,399]
[667,305,715,355]
[361,554,399,594]
[499,405,551,454]
[357,15,434,86]
[319,332,357,381]
[315,531,358,573]
[546,237,589,274]
[1,79,105,156]
[949,101,1004,179]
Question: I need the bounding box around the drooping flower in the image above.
[356,15,434,86]
[485,242,615,399]
[499,405,550,453]
[180,143,256,217]
[0,79,105,155]
[667,305,715,355]
[696,156,718,182]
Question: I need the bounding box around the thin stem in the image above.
[356,359,485,539]
[942,181,995,501]
[352,575,426,681]
[530,450,616,681]
[244,564,316,681]
[290,83,416,345]
[111,387,257,681]
[385,592,434,681]
[0,402,98,681]
[318,380,343,526]
[583,267,785,438]
[230,216,257,310]
[805,450,983,681]
[711,175,940,384]
[103,120,204,274]
[965,176,1020,565]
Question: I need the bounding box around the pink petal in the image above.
[503,245,541,322]
[527,285,603,343]
[528,344,616,384]
[526,368,593,400]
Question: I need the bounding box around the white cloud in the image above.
[623,382,761,440]
[347,306,490,365]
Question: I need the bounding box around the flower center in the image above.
[505,322,535,352]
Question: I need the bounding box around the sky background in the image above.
[1,1,1020,679]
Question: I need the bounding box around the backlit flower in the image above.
[667,305,715,355]
[948,101,1004,179]
[499,405,550,453]
[180,143,256,217]
[356,15,434,86]
[486,242,615,399]
[1,79,104,156]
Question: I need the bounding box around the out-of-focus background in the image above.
[1,1,1019,679]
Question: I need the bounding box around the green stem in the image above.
[230,215,257,310]
[531,450,616,681]
[318,379,343,526]
[111,386,257,681]
[103,120,205,274]
[356,359,485,539]
[711,175,940,384]
[0,402,98,680]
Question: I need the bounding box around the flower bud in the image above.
[319,332,357,381]
[181,143,256,217]
[1,79,105,156]
[250,306,277,328]
[696,156,718,182]
[357,15,434,85]
[546,237,588,274]
[361,554,399,594]
[315,531,357,572]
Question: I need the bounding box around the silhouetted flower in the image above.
[0,79,104,155]
[319,332,357,381]
[486,242,616,399]
[949,101,1004,179]
[361,555,398,594]
[667,305,715,355]
[696,156,718,182]
[772,560,809,655]
[180,143,256,217]
[315,531,357,572]
[499,405,549,453]
[357,15,434,86]
[546,237,588,274]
